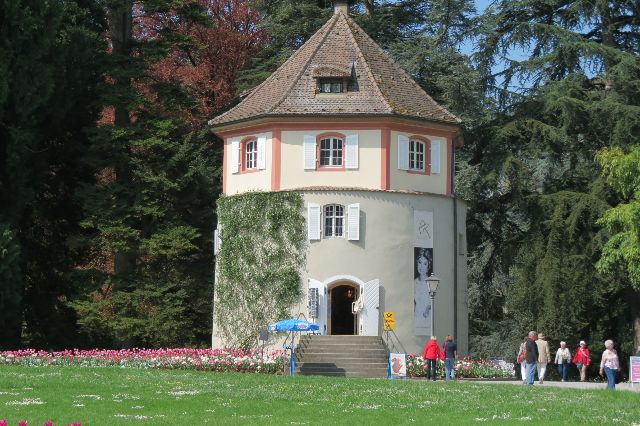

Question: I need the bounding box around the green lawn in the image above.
[0,366,638,425]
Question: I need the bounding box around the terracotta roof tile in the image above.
[210,11,461,127]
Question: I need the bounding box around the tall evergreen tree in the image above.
[0,0,107,348]
[70,0,221,347]
[464,0,640,357]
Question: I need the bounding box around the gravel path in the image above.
[471,379,640,392]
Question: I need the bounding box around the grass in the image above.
[0,366,639,425]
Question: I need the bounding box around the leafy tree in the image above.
[597,146,640,349]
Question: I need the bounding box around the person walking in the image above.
[536,333,551,384]
[572,340,591,382]
[442,335,457,381]
[423,336,442,381]
[517,338,527,384]
[554,341,571,382]
[599,340,620,390]
[525,331,539,385]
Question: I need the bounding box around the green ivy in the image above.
[215,191,306,348]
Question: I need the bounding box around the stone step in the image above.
[299,336,383,343]
[295,334,389,378]
[296,367,388,378]
[297,345,387,355]
[297,361,387,369]
[296,352,387,362]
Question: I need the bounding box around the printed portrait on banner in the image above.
[413,210,434,336]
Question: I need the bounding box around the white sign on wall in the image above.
[414,210,434,336]
[413,210,433,248]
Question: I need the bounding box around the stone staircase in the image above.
[295,335,388,378]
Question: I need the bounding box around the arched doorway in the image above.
[329,283,359,335]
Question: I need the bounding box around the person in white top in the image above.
[599,339,620,389]
[554,341,571,382]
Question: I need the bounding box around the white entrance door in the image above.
[308,279,326,334]
[359,279,380,336]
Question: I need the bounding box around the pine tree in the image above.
[70,0,220,347]
[463,0,640,357]
[0,0,107,348]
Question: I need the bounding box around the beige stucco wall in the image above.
[279,130,381,190]
[389,131,449,195]
[294,190,468,355]
[211,189,468,355]
[225,131,272,195]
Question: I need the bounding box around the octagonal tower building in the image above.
[209,2,468,354]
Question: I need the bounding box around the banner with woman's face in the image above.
[413,211,434,336]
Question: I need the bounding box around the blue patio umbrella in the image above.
[268,318,320,333]
[268,318,319,376]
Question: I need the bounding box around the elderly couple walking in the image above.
[518,331,551,385]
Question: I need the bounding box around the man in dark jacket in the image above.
[525,331,539,385]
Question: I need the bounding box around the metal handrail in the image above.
[383,327,407,354]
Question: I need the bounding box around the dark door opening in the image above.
[330,284,357,335]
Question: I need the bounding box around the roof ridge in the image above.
[340,13,393,113]
[211,14,338,124]
[344,16,461,123]
[268,13,341,113]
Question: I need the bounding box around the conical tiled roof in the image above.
[209,10,461,127]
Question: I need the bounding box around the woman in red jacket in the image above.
[423,336,442,381]
[572,340,591,382]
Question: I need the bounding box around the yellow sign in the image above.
[383,311,395,331]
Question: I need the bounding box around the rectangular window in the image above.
[319,80,343,93]
[324,204,344,238]
[245,139,257,170]
[319,137,343,167]
[409,140,425,171]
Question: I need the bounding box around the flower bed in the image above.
[406,355,515,379]
[0,348,287,374]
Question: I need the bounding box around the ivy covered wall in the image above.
[215,191,306,348]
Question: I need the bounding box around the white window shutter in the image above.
[257,136,266,170]
[347,203,360,241]
[303,135,316,170]
[398,134,409,170]
[307,203,321,240]
[230,140,240,174]
[345,134,359,169]
[213,228,221,255]
[431,139,441,174]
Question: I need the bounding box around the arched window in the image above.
[409,139,425,171]
[319,136,344,167]
[324,204,344,238]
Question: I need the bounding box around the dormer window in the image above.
[319,80,344,93]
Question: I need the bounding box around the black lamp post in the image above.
[426,274,440,336]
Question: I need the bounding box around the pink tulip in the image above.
[0,419,6,426]
[18,421,27,426]
[43,421,53,426]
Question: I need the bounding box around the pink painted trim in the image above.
[217,121,457,140]
[381,128,390,189]
[446,137,453,196]
[271,129,282,191]
[316,132,346,171]
[222,138,228,195]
